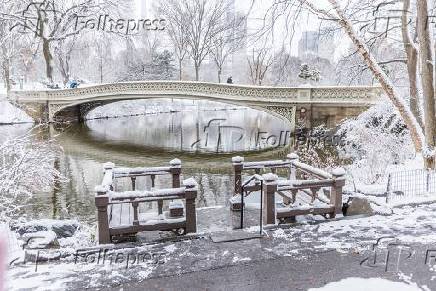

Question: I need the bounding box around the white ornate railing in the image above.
[9,81,382,105]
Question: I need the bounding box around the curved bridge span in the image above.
[9,81,381,128]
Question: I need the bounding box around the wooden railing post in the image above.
[132,201,139,226]
[286,153,299,180]
[170,158,182,188]
[183,178,198,233]
[95,186,111,244]
[232,156,244,196]
[262,173,278,225]
[103,162,115,191]
[131,177,136,191]
[330,168,346,218]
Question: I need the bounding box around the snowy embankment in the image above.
[86,99,242,120]
[0,101,33,124]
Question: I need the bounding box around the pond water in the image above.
[3,99,293,225]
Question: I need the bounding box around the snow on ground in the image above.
[7,202,436,289]
[308,277,425,291]
[0,101,33,124]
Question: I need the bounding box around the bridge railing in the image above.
[9,81,381,104]
[232,154,345,223]
[95,159,197,244]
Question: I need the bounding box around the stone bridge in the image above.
[9,81,381,129]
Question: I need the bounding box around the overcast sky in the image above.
[133,0,348,59]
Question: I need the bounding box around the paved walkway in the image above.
[9,203,436,290]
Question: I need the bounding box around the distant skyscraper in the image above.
[139,0,148,18]
[298,31,335,62]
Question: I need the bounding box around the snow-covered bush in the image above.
[0,129,63,222]
[296,125,340,171]
[337,101,414,184]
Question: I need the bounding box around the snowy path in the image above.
[8,203,436,290]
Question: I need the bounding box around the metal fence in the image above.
[386,169,436,203]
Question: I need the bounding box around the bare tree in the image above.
[0,0,21,93]
[268,0,430,165]
[247,46,273,86]
[401,0,422,127]
[159,0,236,81]
[0,129,63,222]
[210,14,246,83]
[54,36,78,85]
[3,0,117,84]
[158,1,189,80]
[416,0,435,167]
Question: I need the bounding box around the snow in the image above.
[331,167,346,177]
[262,173,278,181]
[22,230,57,247]
[232,156,244,163]
[169,158,181,166]
[231,256,251,263]
[292,160,333,179]
[183,178,198,188]
[0,101,33,124]
[169,200,184,210]
[308,277,424,291]
[110,188,186,200]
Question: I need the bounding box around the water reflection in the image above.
[85,99,290,153]
[2,99,291,223]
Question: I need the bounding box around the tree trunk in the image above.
[328,0,425,155]
[99,57,103,83]
[194,65,200,81]
[178,59,182,80]
[42,38,54,84]
[417,0,436,168]
[402,0,423,128]
[218,69,221,83]
[2,58,10,93]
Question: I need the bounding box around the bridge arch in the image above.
[9,81,380,129]
[50,94,296,131]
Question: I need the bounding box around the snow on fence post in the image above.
[183,178,198,233]
[170,158,182,188]
[262,173,278,225]
[95,185,111,244]
[286,153,299,180]
[386,173,392,203]
[232,156,244,196]
[102,162,115,191]
[330,168,346,218]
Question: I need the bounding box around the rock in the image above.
[345,197,374,216]
[51,222,79,238]
[22,231,60,249]
[24,249,61,262]
[12,219,79,238]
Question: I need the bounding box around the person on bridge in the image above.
[226,76,233,84]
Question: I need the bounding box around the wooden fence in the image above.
[232,153,345,224]
[95,159,197,244]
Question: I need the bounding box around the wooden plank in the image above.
[109,203,134,228]
[276,205,335,218]
[109,195,181,205]
[109,221,186,236]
